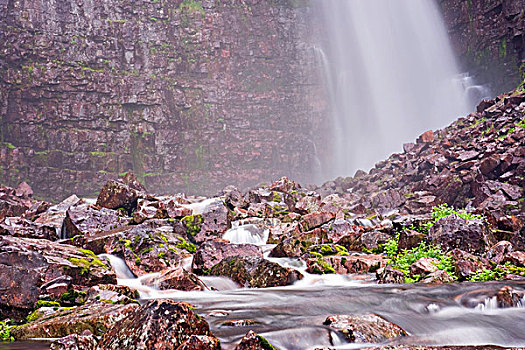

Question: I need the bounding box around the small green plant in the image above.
[421,204,484,232]
[469,262,525,282]
[384,236,456,283]
[0,321,14,342]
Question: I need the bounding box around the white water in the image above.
[314,0,489,180]
[223,222,269,246]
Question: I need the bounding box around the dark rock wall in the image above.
[439,0,525,94]
[0,0,325,201]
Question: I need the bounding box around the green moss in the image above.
[256,334,277,350]
[180,0,205,16]
[36,300,60,309]
[26,310,45,323]
[182,214,204,236]
[59,290,86,304]
[312,258,335,274]
[272,191,282,202]
[0,321,14,342]
[176,237,197,253]
[90,151,106,156]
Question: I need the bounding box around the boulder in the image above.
[360,231,392,251]
[306,254,385,275]
[178,335,221,350]
[222,185,249,209]
[198,200,233,238]
[397,229,426,251]
[192,240,262,274]
[13,302,138,339]
[0,236,116,320]
[269,229,330,258]
[302,211,335,230]
[50,331,98,350]
[376,265,404,284]
[61,204,130,239]
[34,195,82,235]
[96,180,140,213]
[323,314,407,343]
[99,300,213,349]
[0,217,58,240]
[486,241,514,265]
[81,222,188,276]
[235,330,276,350]
[449,249,488,280]
[85,284,139,305]
[503,251,525,267]
[420,270,454,284]
[496,286,525,308]
[141,265,206,291]
[410,257,439,277]
[428,215,496,254]
[0,184,36,220]
[207,256,303,288]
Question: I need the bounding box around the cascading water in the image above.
[314,0,489,180]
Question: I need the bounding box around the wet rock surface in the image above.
[235,330,277,350]
[323,314,408,343]
[192,240,263,274]
[99,299,213,349]
[207,256,303,288]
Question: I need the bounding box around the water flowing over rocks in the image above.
[235,330,276,350]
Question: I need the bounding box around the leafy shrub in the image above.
[0,321,14,342]
[419,204,485,233]
[384,235,456,283]
[469,262,525,282]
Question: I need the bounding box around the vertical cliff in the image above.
[439,0,524,94]
[0,0,325,200]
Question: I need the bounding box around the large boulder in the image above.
[99,300,213,349]
[192,240,262,274]
[61,203,130,239]
[0,236,116,320]
[428,215,496,254]
[0,183,40,221]
[79,222,191,276]
[141,265,207,291]
[13,302,138,339]
[192,200,233,243]
[323,314,407,343]
[207,256,303,288]
[306,254,385,275]
[0,217,58,240]
[96,180,141,213]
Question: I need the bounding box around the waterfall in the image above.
[314,0,486,180]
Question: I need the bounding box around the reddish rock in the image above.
[141,265,206,291]
[235,330,276,350]
[376,265,404,284]
[121,172,147,192]
[96,180,140,213]
[421,270,454,284]
[428,215,496,254]
[410,257,439,277]
[496,286,525,308]
[61,203,129,239]
[503,251,525,267]
[486,241,514,265]
[0,217,58,240]
[194,200,233,243]
[13,302,138,339]
[323,314,407,343]
[302,211,335,230]
[417,130,434,143]
[207,256,303,288]
[360,231,391,251]
[178,335,221,350]
[449,249,488,280]
[398,229,426,251]
[222,185,249,209]
[306,254,385,275]
[0,236,116,320]
[50,331,98,350]
[192,240,262,274]
[99,300,213,349]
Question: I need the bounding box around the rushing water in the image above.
[314,0,490,181]
[96,221,525,350]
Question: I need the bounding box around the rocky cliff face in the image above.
[439,0,524,94]
[0,0,324,201]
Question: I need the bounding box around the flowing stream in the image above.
[104,224,525,350]
[314,0,490,181]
